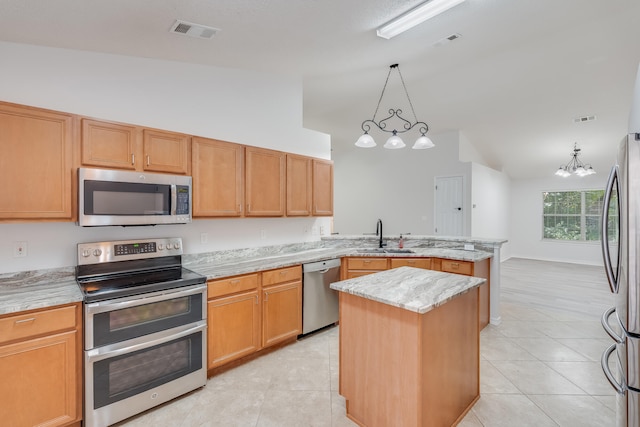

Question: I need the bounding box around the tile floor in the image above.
[115,258,617,427]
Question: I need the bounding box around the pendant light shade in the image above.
[355,133,376,148]
[554,143,596,177]
[383,132,406,149]
[412,135,435,149]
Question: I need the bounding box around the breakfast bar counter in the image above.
[330,267,486,427]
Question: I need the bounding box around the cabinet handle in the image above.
[451,262,459,268]
[146,155,150,166]
[238,204,242,213]
[364,260,371,264]
[131,153,135,165]
[229,279,240,285]
[407,260,415,264]
[247,204,251,213]
[264,292,268,302]
[15,317,36,324]
[280,271,287,275]
[255,295,258,305]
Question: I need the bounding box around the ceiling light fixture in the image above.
[554,143,596,177]
[377,0,467,39]
[355,64,434,150]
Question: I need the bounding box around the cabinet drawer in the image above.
[262,266,302,287]
[389,258,432,270]
[347,258,388,271]
[0,305,77,344]
[440,260,473,275]
[208,274,259,299]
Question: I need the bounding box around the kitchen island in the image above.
[331,266,486,427]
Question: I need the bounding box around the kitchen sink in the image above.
[356,248,414,254]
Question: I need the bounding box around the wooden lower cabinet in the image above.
[437,258,491,330]
[207,266,302,371]
[389,257,432,270]
[0,303,81,427]
[343,257,388,279]
[262,281,302,348]
[207,291,260,369]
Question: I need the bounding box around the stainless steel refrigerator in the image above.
[602,133,640,427]
[601,65,640,427]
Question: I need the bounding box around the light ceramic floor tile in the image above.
[556,338,614,362]
[471,394,558,427]
[480,337,537,361]
[256,390,332,427]
[480,360,520,394]
[528,394,615,427]
[493,319,549,338]
[491,360,587,394]
[545,360,616,395]
[510,337,589,362]
[458,410,484,427]
[268,356,331,391]
[183,388,265,427]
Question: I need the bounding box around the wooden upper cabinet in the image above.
[286,154,312,216]
[312,159,333,216]
[81,118,138,170]
[245,147,285,217]
[143,129,190,174]
[0,102,74,220]
[192,137,244,217]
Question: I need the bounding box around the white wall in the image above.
[471,163,511,260]
[0,42,332,274]
[331,130,472,236]
[509,174,607,265]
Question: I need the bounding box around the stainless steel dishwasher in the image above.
[302,258,341,335]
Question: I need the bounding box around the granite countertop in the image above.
[0,245,493,316]
[186,247,492,280]
[0,267,82,316]
[330,266,486,314]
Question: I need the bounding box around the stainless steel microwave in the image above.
[78,168,192,226]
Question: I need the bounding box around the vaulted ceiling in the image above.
[1,0,639,178]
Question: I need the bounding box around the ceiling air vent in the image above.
[169,20,219,39]
[433,33,462,47]
[573,115,597,123]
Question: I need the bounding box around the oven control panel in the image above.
[77,238,183,265]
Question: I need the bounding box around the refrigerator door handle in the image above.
[602,307,625,343]
[602,342,625,394]
[601,165,620,293]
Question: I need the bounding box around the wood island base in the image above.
[338,288,480,427]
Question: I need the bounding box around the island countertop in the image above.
[330,266,486,314]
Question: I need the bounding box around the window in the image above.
[542,190,615,241]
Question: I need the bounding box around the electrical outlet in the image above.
[260,229,267,240]
[14,241,27,257]
[464,244,475,251]
[200,233,208,244]
[320,225,325,235]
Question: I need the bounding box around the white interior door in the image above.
[434,176,463,236]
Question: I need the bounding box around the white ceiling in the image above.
[1,0,639,179]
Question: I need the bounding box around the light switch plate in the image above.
[464,244,474,251]
[14,241,27,257]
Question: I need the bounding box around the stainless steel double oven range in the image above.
[76,238,207,427]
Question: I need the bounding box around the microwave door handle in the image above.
[601,165,620,293]
[171,184,177,216]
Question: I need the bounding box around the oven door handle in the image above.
[86,322,206,363]
[85,283,207,314]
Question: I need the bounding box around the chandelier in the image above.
[554,143,596,177]
[355,64,434,150]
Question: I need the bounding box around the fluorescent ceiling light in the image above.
[377,0,467,39]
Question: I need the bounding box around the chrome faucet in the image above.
[376,219,385,248]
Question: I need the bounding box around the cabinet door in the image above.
[245,147,285,216]
[81,118,139,170]
[0,103,74,220]
[312,159,333,216]
[192,137,244,217]
[0,330,78,427]
[143,129,190,174]
[262,281,302,348]
[208,291,260,369]
[286,154,312,216]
